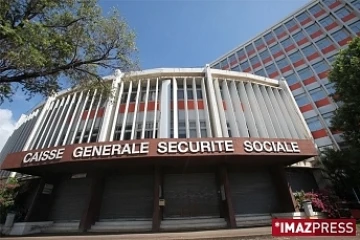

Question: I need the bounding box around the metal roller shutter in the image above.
[285,168,319,192]
[48,177,91,222]
[99,174,153,220]
[229,169,280,215]
[163,173,220,219]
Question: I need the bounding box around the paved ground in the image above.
[0,226,359,240]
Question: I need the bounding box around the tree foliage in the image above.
[0,0,138,104]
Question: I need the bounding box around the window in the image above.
[323,0,337,6]
[319,14,335,28]
[123,125,132,140]
[250,55,260,65]
[334,6,351,18]
[306,116,323,131]
[186,83,194,100]
[177,84,184,100]
[274,25,286,37]
[309,87,327,101]
[322,112,334,127]
[296,11,310,22]
[264,32,275,42]
[200,121,207,137]
[301,44,317,57]
[254,38,264,48]
[270,43,281,55]
[331,28,350,41]
[276,58,290,69]
[259,49,271,59]
[255,69,266,77]
[240,60,251,70]
[236,49,246,60]
[227,122,232,137]
[139,86,147,102]
[315,37,333,49]
[349,20,360,34]
[289,51,303,63]
[231,65,241,72]
[196,84,203,99]
[285,19,297,29]
[281,37,294,49]
[325,82,336,94]
[178,121,186,138]
[189,121,197,138]
[245,44,255,54]
[213,63,221,69]
[129,90,137,102]
[114,125,122,140]
[148,85,157,101]
[352,0,360,10]
[144,122,157,138]
[312,60,330,73]
[265,64,277,74]
[285,73,299,85]
[309,4,323,15]
[305,23,321,35]
[229,54,237,64]
[298,66,314,80]
[327,54,337,63]
[221,59,228,67]
[293,30,307,41]
[295,94,310,107]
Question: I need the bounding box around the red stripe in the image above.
[138,102,145,111]
[289,25,299,33]
[325,22,338,31]
[238,55,247,62]
[263,57,272,64]
[97,108,104,118]
[81,110,88,120]
[256,44,265,51]
[322,45,336,54]
[307,52,320,61]
[300,18,312,26]
[197,100,204,110]
[293,59,305,68]
[329,1,341,9]
[281,65,292,73]
[297,38,308,46]
[247,49,255,56]
[303,76,316,85]
[277,32,287,39]
[339,36,353,46]
[119,104,126,113]
[310,30,323,39]
[299,104,313,113]
[285,44,296,52]
[128,103,136,112]
[312,129,327,139]
[243,67,251,72]
[253,62,261,69]
[273,51,284,59]
[314,9,326,18]
[230,60,238,66]
[318,71,329,79]
[315,97,331,107]
[289,82,302,91]
[222,65,229,70]
[267,38,276,45]
[269,71,279,78]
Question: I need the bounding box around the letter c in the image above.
[23,153,33,163]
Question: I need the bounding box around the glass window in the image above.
[285,19,297,29]
[349,20,360,34]
[285,73,299,85]
[276,58,290,69]
[274,25,286,36]
[240,60,250,70]
[231,65,241,72]
[331,28,350,41]
[265,64,277,74]
[322,112,334,127]
[245,43,255,53]
[289,51,303,63]
[281,37,294,48]
[293,30,307,41]
[305,23,321,35]
[315,37,333,49]
[327,54,337,64]
[312,60,330,73]
[309,4,324,15]
[319,14,335,28]
[323,0,337,6]
[236,49,246,60]
[295,94,310,106]
[270,43,281,55]
[352,0,360,10]
[213,63,221,69]
[259,49,271,59]
[309,87,327,101]
[254,38,264,47]
[196,84,203,99]
[301,44,317,57]
[221,59,228,67]
[334,7,351,18]
[250,55,260,65]
[306,116,323,131]
[296,11,310,22]
[264,32,275,42]
[298,66,314,79]
[229,54,237,63]
[255,69,266,77]
[325,82,336,94]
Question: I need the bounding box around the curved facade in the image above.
[0,66,318,233]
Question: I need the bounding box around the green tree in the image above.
[0,0,138,104]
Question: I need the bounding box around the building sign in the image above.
[19,138,305,165]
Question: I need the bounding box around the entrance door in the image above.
[163,173,220,219]
[48,177,91,222]
[99,174,153,220]
[229,169,280,215]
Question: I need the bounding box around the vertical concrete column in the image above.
[219,165,236,228]
[204,65,223,137]
[152,166,161,232]
[270,166,298,212]
[79,172,105,232]
[159,79,171,138]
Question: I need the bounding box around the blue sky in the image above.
[1,0,310,122]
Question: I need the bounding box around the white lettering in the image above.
[224,140,234,152]
[291,142,300,153]
[243,140,253,152]
[140,142,149,154]
[157,142,167,154]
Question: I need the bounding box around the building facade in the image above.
[0,67,318,234]
[211,0,360,153]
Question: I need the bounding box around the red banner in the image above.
[272,219,356,236]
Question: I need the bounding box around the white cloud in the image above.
[0,109,16,153]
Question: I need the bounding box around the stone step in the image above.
[42,222,80,233]
[90,220,152,233]
[160,218,227,231]
[235,215,272,227]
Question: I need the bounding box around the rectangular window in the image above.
[325,82,336,94]
[298,66,314,79]
[213,63,221,69]
[281,37,294,49]
[254,38,264,47]
[245,43,255,53]
[301,44,317,57]
[309,87,327,101]
[231,65,241,72]
[293,30,307,41]
[130,91,137,102]
[312,60,330,73]
[352,0,360,10]
[289,51,303,63]
[319,14,335,28]
[200,121,207,137]
[196,84,203,99]
[255,69,266,77]
[315,37,333,49]
[240,60,251,70]
[334,6,351,18]
[285,73,299,85]
[276,58,290,69]
[274,25,286,37]
[331,28,350,41]
[305,23,321,35]
[123,125,132,140]
[249,55,260,65]
[327,54,337,63]
[350,20,360,34]
[323,0,337,6]
[296,11,310,22]
[322,112,334,127]
[264,32,275,42]
[270,43,281,55]
[265,64,277,74]
[259,49,271,59]
[236,49,246,60]
[178,121,186,138]
[309,4,324,15]
[285,19,297,29]
[189,121,197,138]
[177,84,184,100]
[229,54,237,64]
[221,59,228,67]
[306,116,323,131]
[295,94,310,107]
